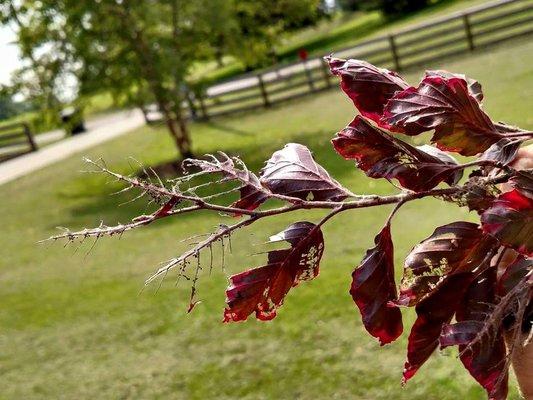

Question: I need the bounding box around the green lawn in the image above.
[1,39,532,399]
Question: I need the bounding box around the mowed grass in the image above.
[1,39,532,400]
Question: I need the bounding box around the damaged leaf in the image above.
[224,222,324,322]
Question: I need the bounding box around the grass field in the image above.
[1,39,532,399]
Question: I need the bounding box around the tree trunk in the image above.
[115,2,193,160]
[175,109,193,159]
[158,101,193,159]
[138,103,150,124]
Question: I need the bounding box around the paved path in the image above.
[0,109,145,186]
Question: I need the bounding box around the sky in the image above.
[0,24,21,86]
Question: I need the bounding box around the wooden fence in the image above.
[183,0,533,120]
[0,122,37,162]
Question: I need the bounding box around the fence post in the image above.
[462,13,475,51]
[388,34,401,71]
[257,74,270,107]
[185,89,198,121]
[303,61,316,92]
[23,123,37,152]
[197,92,209,120]
[321,59,332,88]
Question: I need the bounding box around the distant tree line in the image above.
[338,0,434,15]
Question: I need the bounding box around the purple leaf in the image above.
[403,272,473,383]
[448,268,508,400]
[327,57,409,130]
[398,222,497,306]
[332,116,462,192]
[260,143,351,201]
[383,73,501,156]
[480,138,523,166]
[498,254,532,296]
[350,223,403,345]
[481,189,533,256]
[224,222,324,322]
[426,70,484,102]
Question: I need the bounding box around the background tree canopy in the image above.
[0,0,322,157]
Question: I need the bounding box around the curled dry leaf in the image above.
[260,143,352,201]
[350,223,403,345]
[480,138,524,166]
[223,222,324,322]
[332,116,462,192]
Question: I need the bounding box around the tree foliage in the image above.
[1,0,322,155]
[47,57,533,399]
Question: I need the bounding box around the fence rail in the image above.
[179,0,533,121]
[0,122,37,162]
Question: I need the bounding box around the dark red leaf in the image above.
[383,74,501,156]
[260,143,351,201]
[481,189,533,256]
[447,268,508,400]
[498,254,532,296]
[403,272,473,383]
[398,222,497,306]
[332,116,462,192]
[439,320,485,348]
[327,57,408,129]
[509,169,533,198]
[426,70,484,102]
[223,222,324,322]
[350,223,403,345]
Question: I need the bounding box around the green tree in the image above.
[219,0,322,69]
[1,0,323,157]
[0,1,71,129]
[2,0,219,158]
[337,0,431,16]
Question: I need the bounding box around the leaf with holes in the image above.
[441,268,508,400]
[462,185,498,214]
[327,57,408,130]
[260,143,351,201]
[332,116,462,192]
[403,272,473,383]
[223,222,324,322]
[383,73,502,156]
[397,222,497,307]
[350,223,403,345]
[481,190,533,256]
